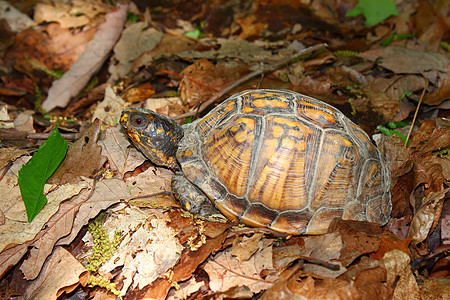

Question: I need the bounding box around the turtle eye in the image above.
[130,113,149,129]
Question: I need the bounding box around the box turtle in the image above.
[120,89,391,235]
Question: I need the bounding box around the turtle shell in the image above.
[177,89,391,235]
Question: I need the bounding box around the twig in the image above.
[404,79,429,147]
[0,132,81,141]
[173,43,328,120]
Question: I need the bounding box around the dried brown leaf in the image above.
[358,46,448,76]
[300,232,345,277]
[262,273,362,300]
[231,232,264,262]
[49,119,106,185]
[96,207,183,296]
[328,219,383,266]
[24,247,87,300]
[20,178,93,280]
[98,125,146,176]
[91,86,127,128]
[420,277,450,300]
[203,238,275,294]
[381,250,420,300]
[109,22,163,82]
[0,147,29,170]
[56,178,130,246]
[5,23,96,73]
[370,233,412,260]
[407,188,448,243]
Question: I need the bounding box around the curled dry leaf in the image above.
[381,250,421,300]
[407,188,448,243]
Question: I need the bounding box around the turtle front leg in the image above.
[171,174,225,221]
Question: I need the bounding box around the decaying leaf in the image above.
[56,179,131,246]
[143,232,227,299]
[231,232,264,262]
[93,206,183,296]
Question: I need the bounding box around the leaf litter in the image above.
[0,0,449,299]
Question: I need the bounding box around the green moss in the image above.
[88,275,122,298]
[85,213,122,272]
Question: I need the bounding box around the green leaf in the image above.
[346,0,399,26]
[184,28,203,39]
[18,125,68,222]
[377,125,411,146]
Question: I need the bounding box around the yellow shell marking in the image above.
[297,101,337,126]
[203,117,256,197]
[249,117,311,210]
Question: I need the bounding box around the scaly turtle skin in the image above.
[120,89,391,235]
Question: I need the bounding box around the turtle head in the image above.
[120,108,183,170]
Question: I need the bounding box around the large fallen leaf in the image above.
[56,178,131,246]
[407,189,448,243]
[42,4,128,111]
[358,46,448,75]
[24,247,88,300]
